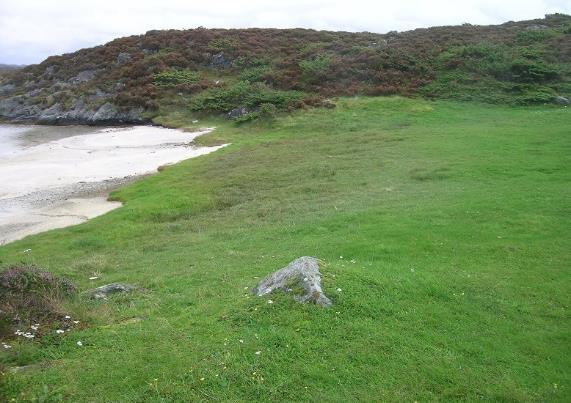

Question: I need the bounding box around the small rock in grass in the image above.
[87,283,136,299]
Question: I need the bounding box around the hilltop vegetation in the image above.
[0,14,570,124]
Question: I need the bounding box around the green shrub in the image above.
[513,86,556,104]
[259,102,277,119]
[518,47,544,60]
[246,83,305,108]
[153,69,200,87]
[189,81,305,113]
[190,81,251,112]
[425,40,563,103]
[438,43,512,81]
[238,66,271,83]
[232,56,269,69]
[208,38,237,52]
[299,54,332,83]
[509,59,558,83]
[516,29,556,45]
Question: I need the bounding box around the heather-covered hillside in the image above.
[0,13,569,124]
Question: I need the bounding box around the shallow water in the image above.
[0,124,98,158]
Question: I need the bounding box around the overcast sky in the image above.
[1,0,569,65]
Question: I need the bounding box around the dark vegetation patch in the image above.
[410,167,452,181]
[0,265,76,339]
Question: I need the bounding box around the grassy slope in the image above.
[1,97,570,401]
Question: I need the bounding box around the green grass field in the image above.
[1,97,570,401]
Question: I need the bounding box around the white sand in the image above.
[0,125,225,244]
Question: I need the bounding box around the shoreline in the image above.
[0,176,137,245]
[0,124,225,245]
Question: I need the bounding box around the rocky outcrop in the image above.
[0,96,42,120]
[91,102,144,123]
[116,52,132,65]
[226,106,249,119]
[554,95,569,105]
[87,283,136,299]
[0,94,145,125]
[209,52,232,69]
[0,61,145,125]
[68,70,98,85]
[252,257,332,307]
[0,83,16,95]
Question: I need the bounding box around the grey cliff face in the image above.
[0,87,146,125]
[0,63,146,125]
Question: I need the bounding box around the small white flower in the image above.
[89,276,99,280]
[56,329,65,334]
[2,343,12,349]
[64,315,71,319]
[267,300,273,304]
[339,256,343,259]
[73,320,80,324]
[350,259,356,264]
[255,351,261,355]
[76,341,83,346]
[239,339,244,343]
[336,288,342,292]
[23,248,32,253]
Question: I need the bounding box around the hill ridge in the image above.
[0,13,569,125]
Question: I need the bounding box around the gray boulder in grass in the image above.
[87,283,136,299]
[252,257,332,307]
[554,96,569,105]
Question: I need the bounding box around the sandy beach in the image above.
[0,124,224,244]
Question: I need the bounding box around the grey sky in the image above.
[1,0,570,65]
